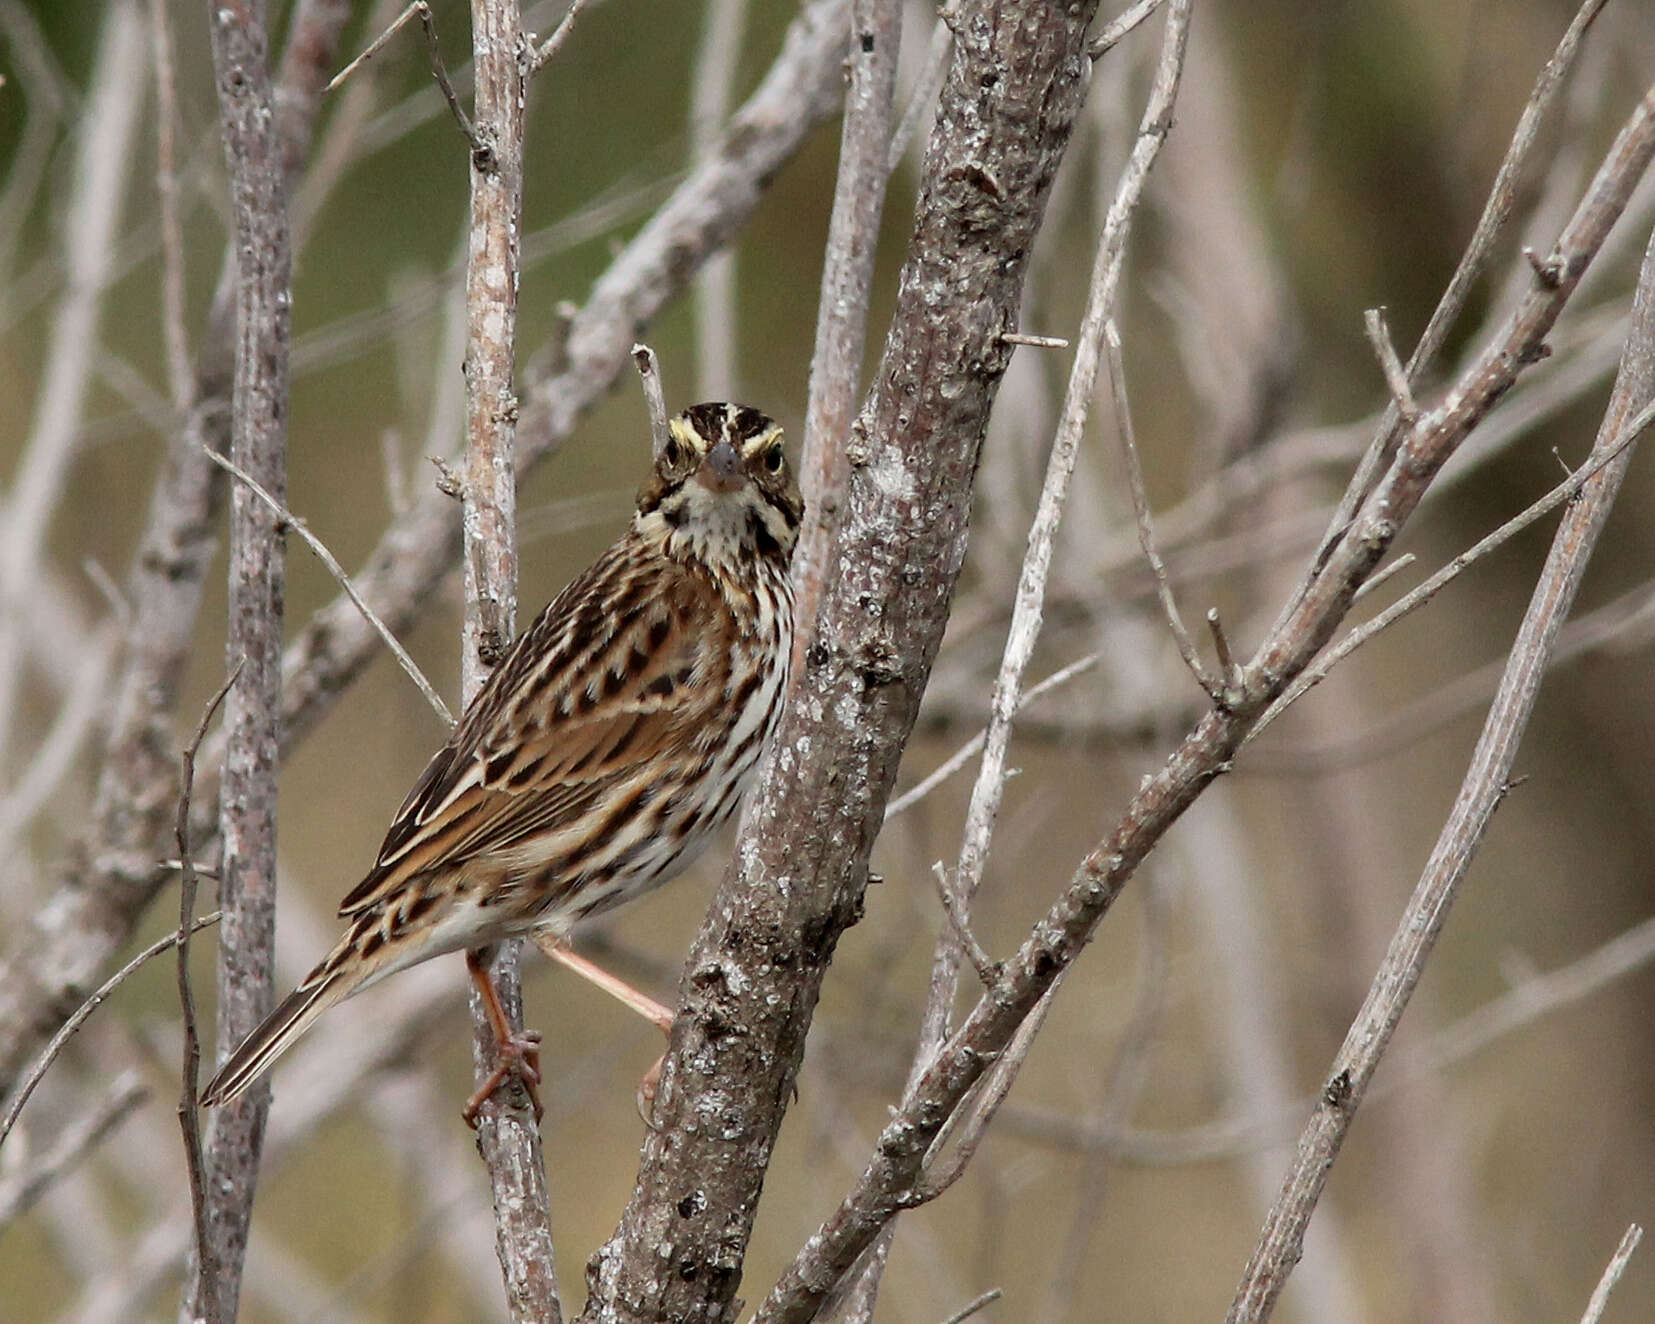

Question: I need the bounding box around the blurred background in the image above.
[2,0,1655,1320]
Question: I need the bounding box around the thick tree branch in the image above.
[581,4,1104,1319]
[764,79,1655,1324]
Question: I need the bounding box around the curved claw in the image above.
[463,1027,544,1127]
[635,1050,664,1130]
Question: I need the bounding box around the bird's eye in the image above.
[662,436,682,466]
[763,445,784,472]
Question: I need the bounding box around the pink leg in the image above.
[532,935,674,1123]
[462,949,544,1127]
[531,934,675,1032]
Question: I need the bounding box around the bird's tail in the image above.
[199,964,354,1109]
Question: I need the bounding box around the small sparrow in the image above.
[201,403,801,1120]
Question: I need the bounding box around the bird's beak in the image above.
[697,438,745,493]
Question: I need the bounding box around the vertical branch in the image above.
[583,3,1100,1318]
[176,668,241,1324]
[791,0,902,678]
[193,2,292,1320]
[791,2,901,1311]
[461,2,561,1319]
[914,0,1189,1138]
[1227,223,1655,1324]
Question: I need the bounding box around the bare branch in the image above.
[0,0,145,768]
[1247,396,1655,748]
[0,0,848,1109]
[0,913,221,1151]
[583,4,1103,1318]
[191,3,295,1316]
[913,979,1060,1202]
[769,75,1655,1324]
[458,3,560,1316]
[1580,1225,1643,1324]
[204,447,453,726]
[1319,0,1610,552]
[1106,317,1214,696]
[895,20,1194,1261]
[0,1073,147,1228]
[147,0,192,412]
[327,1,479,148]
[688,0,750,399]
[632,343,672,463]
[1089,0,1166,59]
[176,665,241,1324]
[792,0,903,675]
[1228,185,1655,1324]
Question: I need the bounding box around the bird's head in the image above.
[636,402,803,570]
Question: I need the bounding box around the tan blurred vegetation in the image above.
[2,1,1654,1320]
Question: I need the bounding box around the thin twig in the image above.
[204,446,454,726]
[922,1,1193,1120]
[1247,396,1655,747]
[632,343,672,462]
[1252,570,1655,775]
[0,1073,147,1228]
[913,979,1061,1202]
[937,1287,1003,1324]
[929,863,998,986]
[1579,1224,1643,1324]
[1107,318,1216,695]
[1362,307,1416,425]
[176,663,241,1324]
[1000,332,1069,349]
[528,0,595,73]
[326,0,480,148]
[1350,550,1414,604]
[1089,0,1166,58]
[1229,190,1655,1324]
[885,651,1100,819]
[1316,0,1610,558]
[0,913,222,1151]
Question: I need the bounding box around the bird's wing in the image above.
[338,542,730,918]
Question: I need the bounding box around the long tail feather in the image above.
[200,968,352,1108]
